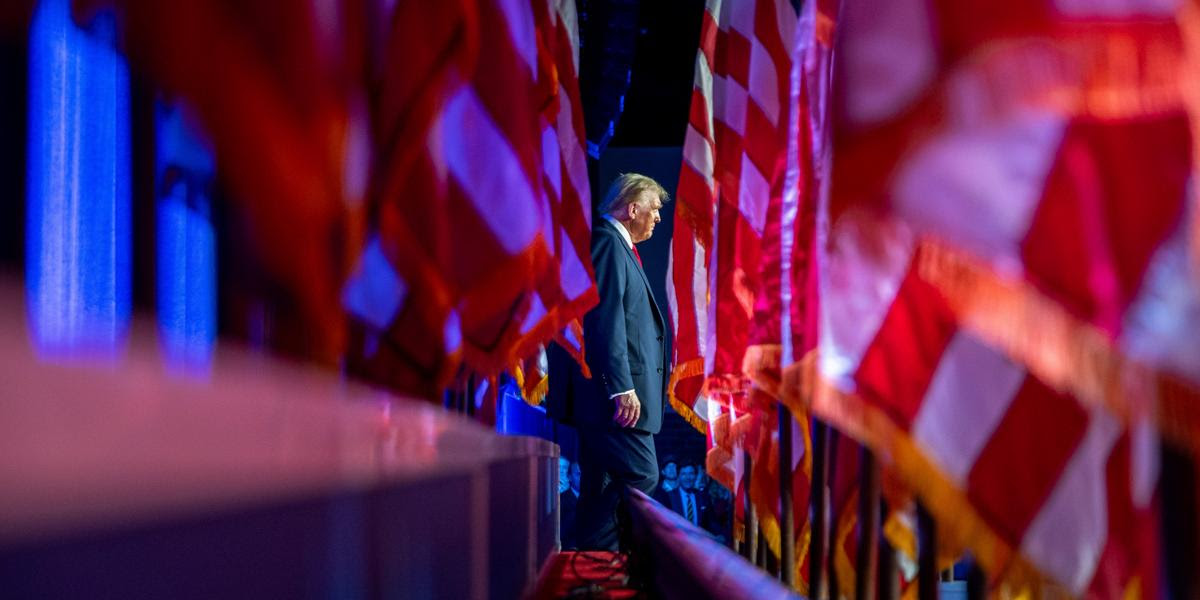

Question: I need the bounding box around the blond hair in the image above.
[597,173,669,216]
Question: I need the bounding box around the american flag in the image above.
[666,0,799,462]
[740,0,834,587]
[508,0,595,408]
[342,0,601,404]
[814,0,1195,593]
[533,0,599,389]
[88,0,598,402]
[817,215,1162,595]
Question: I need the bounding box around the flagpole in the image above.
[826,427,841,600]
[746,452,760,563]
[966,562,985,600]
[1162,442,1197,600]
[779,404,796,587]
[878,504,899,600]
[917,501,938,600]
[765,530,779,575]
[856,446,880,600]
[809,418,830,599]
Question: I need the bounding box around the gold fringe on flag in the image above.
[811,376,1065,596]
[882,511,918,567]
[779,350,818,417]
[751,479,815,595]
[525,374,549,407]
[794,523,812,596]
[917,237,1200,459]
[749,411,783,560]
[511,362,530,405]
[757,499,784,563]
[736,367,815,593]
[743,345,821,593]
[667,358,708,433]
[509,355,548,407]
[743,344,784,399]
[830,493,932,600]
[742,344,819,422]
[833,491,860,600]
[705,439,736,493]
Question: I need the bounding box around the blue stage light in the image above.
[496,375,549,437]
[26,0,131,361]
[155,102,216,374]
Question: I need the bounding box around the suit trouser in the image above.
[574,427,658,551]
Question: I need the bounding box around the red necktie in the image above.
[632,245,643,267]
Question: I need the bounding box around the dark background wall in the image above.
[0,35,26,276]
[608,0,705,149]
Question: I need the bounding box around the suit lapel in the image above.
[603,219,664,329]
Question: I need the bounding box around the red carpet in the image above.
[529,551,641,599]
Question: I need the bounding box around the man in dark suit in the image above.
[652,457,679,505]
[558,457,579,549]
[570,173,670,551]
[665,463,709,530]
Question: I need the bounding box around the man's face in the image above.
[558,457,570,493]
[569,463,581,493]
[679,465,698,490]
[625,190,663,243]
[662,462,678,480]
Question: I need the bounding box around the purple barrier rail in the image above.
[624,488,801,600]
[0,297,557,600]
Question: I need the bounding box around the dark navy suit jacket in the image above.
[664,487,709,528]
[547,218,669,434]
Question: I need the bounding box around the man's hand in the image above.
[613,391,642,428]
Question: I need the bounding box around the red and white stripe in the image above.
[546,0,599,342]
[519,0,599,373]
[345,0,598,401]
[831,0,1198,378]
[669,0,798,434]
[816,211,1162,595]
[814,2,1199,588]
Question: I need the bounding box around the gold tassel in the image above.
[794,523,812,595]
[779,350,818,417]
[833,496,860,600]
[742,344,784,399]
[668,359,708,433]
[525,374,549,407]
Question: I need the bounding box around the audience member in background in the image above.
[665,462,709,529]
[652,457,679,504]
[569,462,581,498]
[559,456,571,494]
[559,457,579,549]
[704,482,734,546]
